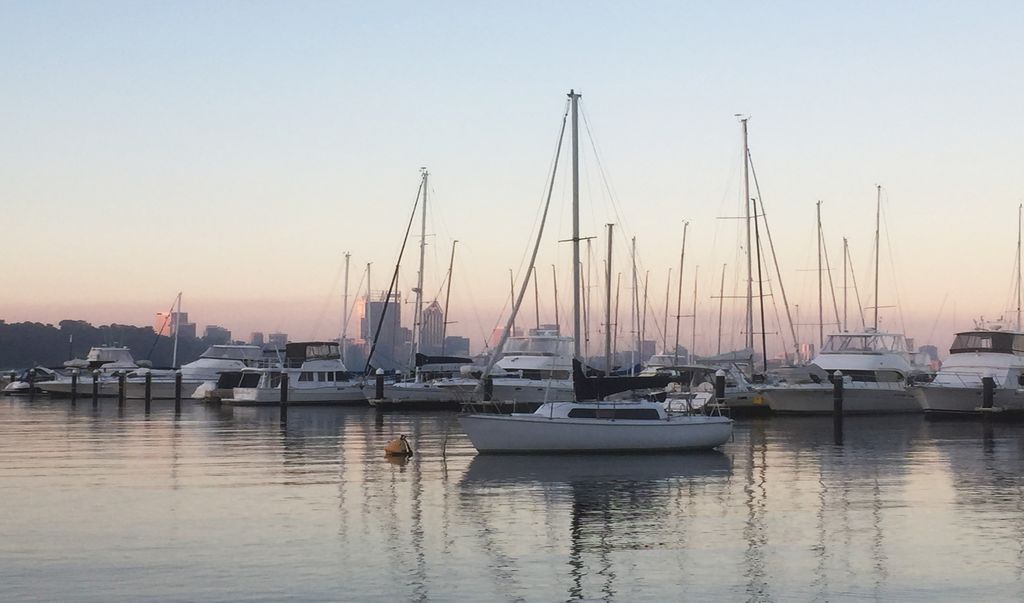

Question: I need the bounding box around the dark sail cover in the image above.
[414,353,473,368]
[572,358,677,401]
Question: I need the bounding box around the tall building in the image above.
[250,332,265,346]
[154,311,195,339]
[203,325,231,345]
[268,332,288,348]
[360,292,408,369]
[420,301,444,354]
[443,336,471,357]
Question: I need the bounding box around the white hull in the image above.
[380,382,469,403]
[761,383,920,414]
[459,413,732,453]
[226,385,368,406]
[914,385,1024,415]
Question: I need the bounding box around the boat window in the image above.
[269,373,283,388]
[503,337,572,356]
[950,332,1021,354]
[835,369,905,383]
[567,407,662,420]
[317,371,328,382]
[299,372,313,382]
[822,333,907,354]
[238,373,261,388]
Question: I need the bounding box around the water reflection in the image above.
[6,397,1024,600]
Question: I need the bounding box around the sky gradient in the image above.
[2,1,1023,357]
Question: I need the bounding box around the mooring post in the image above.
[833,370,844,445]
[70,369,79,406]
[714,369,726,407]
[144,371,152,413]
[375,368,385,400]
[279,372,289,422]
[118,372,126,409]
[92,370,100,407]
[28,368,36,402]
[982,375,995,410]
[174,371,183,415]
[483,376,493,402]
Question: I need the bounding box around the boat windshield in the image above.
[821,334,906,354]
[504,337,571,356]
[950,331,1024,354]
[200,346,263,361]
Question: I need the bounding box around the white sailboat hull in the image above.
[459,413,732,453]
[761,383,920,414]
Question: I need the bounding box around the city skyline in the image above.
[3,2,1023,358]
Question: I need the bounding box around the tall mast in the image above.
[691,265,699,361]
[640,270,649,364]
[717,263,727,355]
[817,200,824,349]
[605,223,614,373]
[570,89,582,359]
[509,269,516,336]
[613,273,621,360]
[342,252,350,364]
[873,184,881,330]
[662,267,671,354]
[630,236,638,374]
[441,241,457,356]
[172,291,182,368]
[842,238,848,332]
[741,117,753,351]
[585,239,593,358]
[673,221,689,365]
[533,266,540,330]
[551,264,559,332]
[1017,203,1021,330]
[753,195,767,372]
[410,168,428,372]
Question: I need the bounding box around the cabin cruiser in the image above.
[225,341,367,405]
[372,353,476,410]
[484,327,575,407]
[758,330,925,414]
[117,344,272,400]
[2,367,60,395]
[914,326,1024,416]
[36,347,142,397]
[640,356,763,412]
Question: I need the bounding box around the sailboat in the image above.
[459,90,733,453]
[759,188,925,414]
[914,205,1024,417]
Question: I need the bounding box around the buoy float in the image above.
[384,434,414,457]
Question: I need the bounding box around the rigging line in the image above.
[364,175,426,374]
[309,258,346,340]
[146,294,179,360]
[748,150,798,359]
[846,243,868,330]
[478,99,570,386]
[821,227,842,330]
[579,103,630,237]
[926,292,949,345]
[880,189,908,335]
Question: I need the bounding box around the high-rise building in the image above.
[360,292,408,369]
[443,336,471,357]
[155,311,195,338]
[268,332,288,348]
[203,325,231,345]
[250,332,265,346]
[420,301,444,354]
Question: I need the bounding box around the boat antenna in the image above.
[364,175,426,374]
[673,221,689,365]
[440,240,457,356]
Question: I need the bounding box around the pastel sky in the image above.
[2,1,1023,357]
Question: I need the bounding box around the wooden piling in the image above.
[279,372,289,422]
[92,371,99,407]
[70,370,78,406]
[833,370,844,445]
[375,369,385,400]
[714,369,726,406]
[118,372,126,409]
[28,368,36,402]
[982,376,995,410]
[174,371,182,415]
[144,372,152,413]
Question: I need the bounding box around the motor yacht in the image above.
[225,341,367,405]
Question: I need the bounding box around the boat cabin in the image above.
[284,342,341,367]
[949,331,1024,355]
[821,332,910,355]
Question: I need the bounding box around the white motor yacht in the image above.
[121,344,270,400]
[373,354,476,410]
[225,341,367,405]
[914,327,1024,416]
[2,367,60,395]
[485,326,575,406]
[759,330,923,414]
[37,347,141,397]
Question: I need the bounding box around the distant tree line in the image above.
[0,320,213,370]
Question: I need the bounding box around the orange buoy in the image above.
[384,434,414,457]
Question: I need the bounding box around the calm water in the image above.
[2,397,1023,601]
